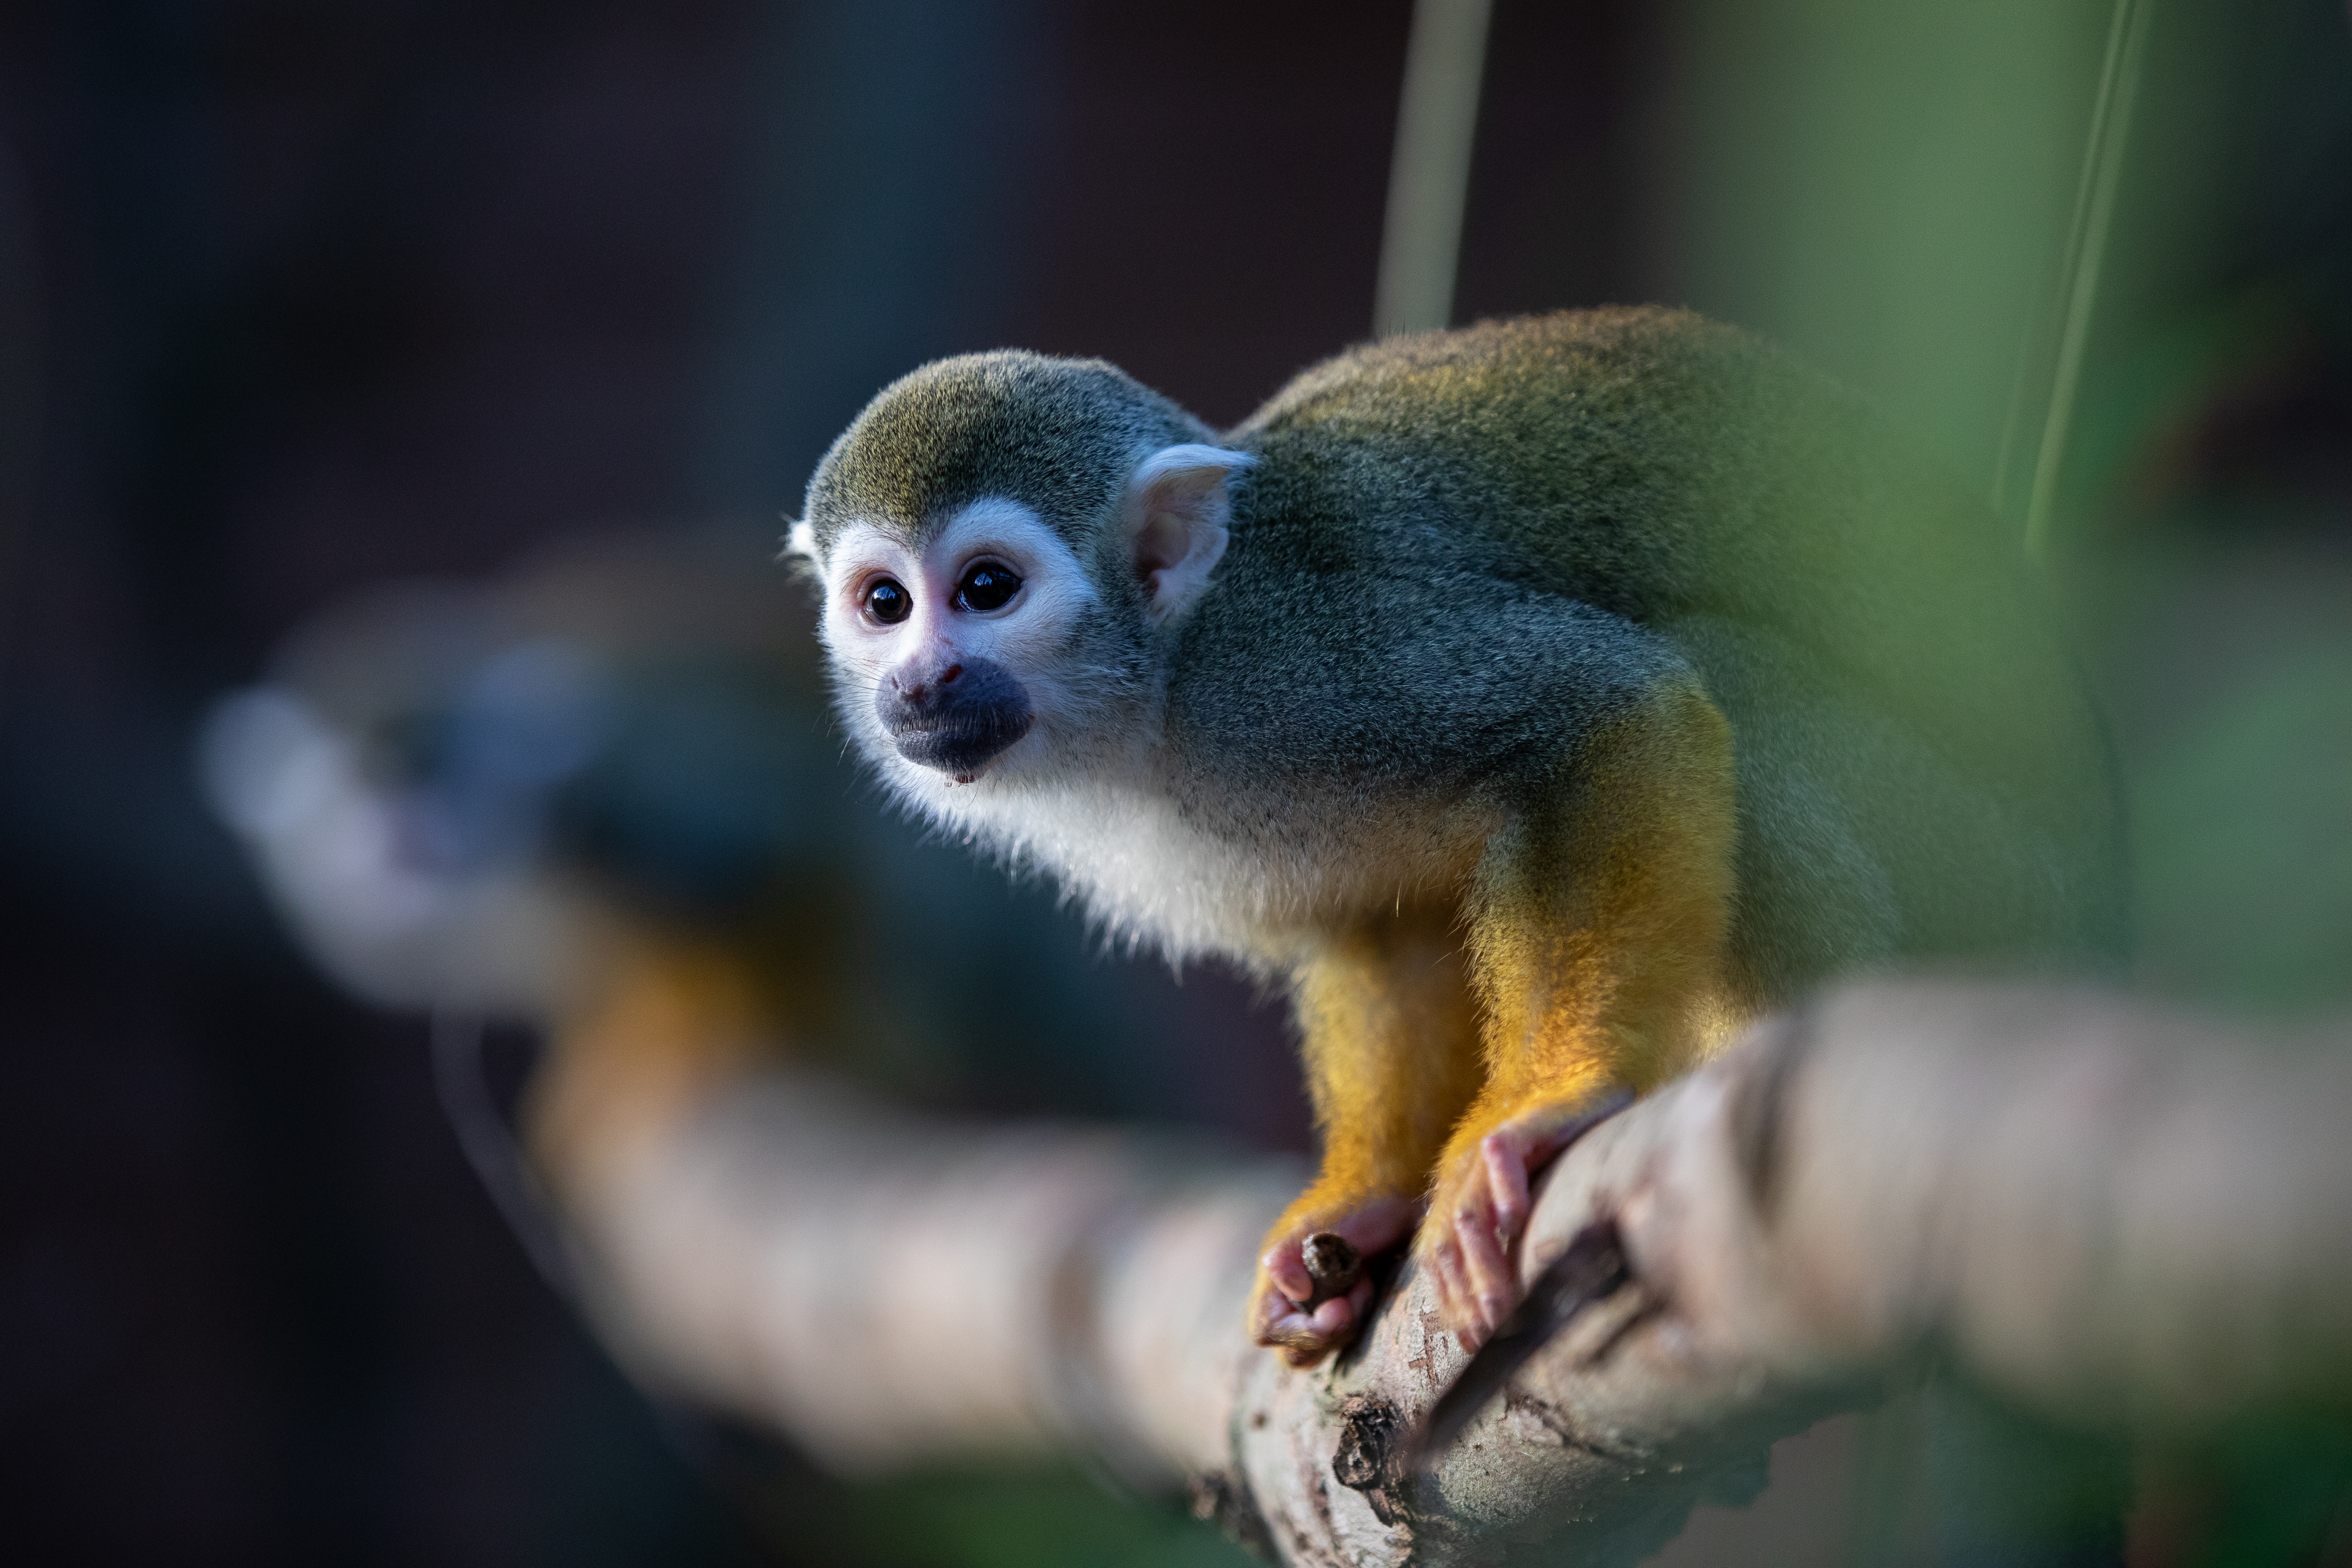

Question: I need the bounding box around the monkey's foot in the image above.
[1418,1093,1629,1350]
[1250,1193,1416,1367]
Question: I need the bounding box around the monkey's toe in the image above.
[1421,1094,1632,1349]
[1249,1195,1415,1366]
[1423,1159,1520,1351]
[1251,1275,1377,1367]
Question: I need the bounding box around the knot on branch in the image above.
[1333,1392,1415,1528]
[1332,1394,1400,1490]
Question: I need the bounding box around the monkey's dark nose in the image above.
[878,656,1033,776]
[893,663,963,706]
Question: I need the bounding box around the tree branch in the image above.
[538,979,2352,1565]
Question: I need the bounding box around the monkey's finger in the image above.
[1453,1199,1516,1339]
[1249,1275,1300,1340]
[1256,1297,1354,1367]
[1482,1131,1535,1247]
[1426,1237,1485,1351]
[1309,1295,1354,1339]
[1261,1242,1317,1307]
[1253,1299,1317,1350]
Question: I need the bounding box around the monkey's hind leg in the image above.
[1422,674,1739,1347]
[1252,907,1484,1366]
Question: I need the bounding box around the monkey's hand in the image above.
[1249,1190,1418,1367]
[1417,1091,1631,1351]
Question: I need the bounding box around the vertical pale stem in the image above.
[1373,0,1493,338]
[2018,0,2151,562]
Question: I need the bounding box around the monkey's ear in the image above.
[1122,444,1253,625]
[780,520,825,585]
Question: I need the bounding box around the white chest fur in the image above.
[905,759,1498,968]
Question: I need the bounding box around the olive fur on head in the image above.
[791,346,1261,849]
[799,351,1218,564]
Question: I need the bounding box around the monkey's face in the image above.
[793,347,1256,805]
[802,498,1117,788]
[796,440,1254,804]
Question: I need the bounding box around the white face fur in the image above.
[792,443,1252,798]
[800,497,1109,796]
[791,444,1270,955]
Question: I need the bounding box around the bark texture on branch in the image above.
[539,981,2352,1566]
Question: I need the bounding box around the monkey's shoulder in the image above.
[1230,306,1805,479]
[1220,309,2066,732]
[1165,556,1686,790]
[1221,307,1867,615]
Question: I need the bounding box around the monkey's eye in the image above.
[953,561,1022,614]
[862,577,912,625]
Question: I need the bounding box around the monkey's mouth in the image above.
[892,713,1034,782]
[875,654,1034,783]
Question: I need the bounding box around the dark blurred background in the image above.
[0,2,2345,1564]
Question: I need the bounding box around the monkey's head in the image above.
[790,352,1252,800]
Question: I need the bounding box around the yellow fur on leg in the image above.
[1251,903,1483,1364]
[1419,676,1741,1345]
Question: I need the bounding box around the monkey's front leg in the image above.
[1252,907,1484,1366]
[1423,676,1740,1347]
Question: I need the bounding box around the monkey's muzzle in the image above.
[877,656,1034,779]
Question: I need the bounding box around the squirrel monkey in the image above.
[789,307,2123,1364]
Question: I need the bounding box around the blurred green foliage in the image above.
[2130,614,2352,1016]
[1669,0,2107,491]
[1655,4,2352,1563]
[1674,0,2350,1027]
[823,1468,1253,1568]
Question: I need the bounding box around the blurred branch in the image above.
[537,975,2352,1566]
